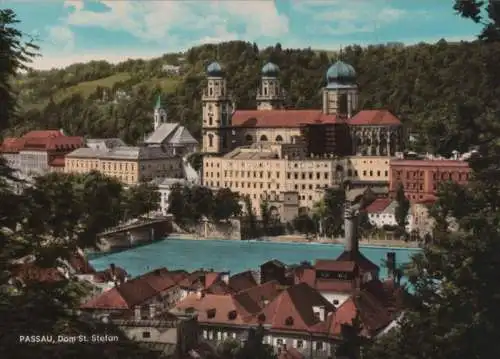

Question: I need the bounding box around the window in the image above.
[316,342,324,351]
[260,135,268,141]
[275,135,283,142]
[277,339,284,346]
[245,134,253,144]
[208,134,214,147]
[296,340,304,348]
[285,316,294,326]
[142,332,151,339]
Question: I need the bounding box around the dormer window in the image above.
[227,310,237,320]
[258,314,266,323]
[285,316,294,326]
[207,309,216,319]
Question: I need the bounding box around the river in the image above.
[89,238,421,278]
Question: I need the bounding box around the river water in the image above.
[89,238,421,278]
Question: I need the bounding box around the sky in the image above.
[4,0,482,70]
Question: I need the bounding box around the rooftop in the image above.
[67,145,178,160]
[231,110,339,128]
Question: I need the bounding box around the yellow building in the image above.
[202,142,392,220]
[65,146,183,185]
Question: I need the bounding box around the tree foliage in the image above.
[167,184,241,225]
[454,0,500,41]
[394,182,410,229]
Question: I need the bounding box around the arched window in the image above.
[245,134,253,144]
[208,116,213,126]
[275,135,283,142]
[260,135,268,142]
[208,134,214,147]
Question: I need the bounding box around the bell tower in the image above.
[201,62,233,154]
[256,62,284,110]
[153,94,167,130]
[322,60,358,118]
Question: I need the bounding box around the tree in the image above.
[335,311,364,359]
[260,200,270,234]
[187,152,203,172]
[167,183,187,223]
[0,9,38,133]
[323,186,346,236]
[292,214,316,239]
[242,195,259,239]
[394,182,410,231]
[21,171,126,249]
[213,188,241,222]
[454,0,500,42]
[123,182,160,219]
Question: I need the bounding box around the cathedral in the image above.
[200,60,404,157]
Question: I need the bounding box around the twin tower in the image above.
[200,59,360,153]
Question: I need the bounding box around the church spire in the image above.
[153,94,167,130]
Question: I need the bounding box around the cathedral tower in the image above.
[256,62,284,110]
[201,62,233,154]
[153,94,167,130]
[322,60,358,118]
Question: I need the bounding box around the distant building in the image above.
[65,146,183,185]
[203,147,392,217]
[154,178,193,215]
[0,130,84,177]
[389,159,471,201]
[364,198,412,231]
[162,64,181,75]
[143,95,198,156]
[86,138,126,150]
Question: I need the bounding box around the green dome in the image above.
[207,61,223,77]
[326,60,356,84]
[262,62,280,76]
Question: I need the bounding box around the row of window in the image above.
[394,170,470,182]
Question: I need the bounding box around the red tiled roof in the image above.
[336,251,380,272]
[331,291,392,337]
[206,280,232,294]
[23,130,63,138]
[234,280,283,308]
[315,259,356,272]
[365,198,392,213]
[248,283,336,333]
[49,157,65,167]
[10,263,66,284]
[228,270,258,293]
[175,293,258,325]
[0,137,24,153]
[82,268,179,310]
[231,110,339,128]
[349,110,401,126]
[1,132,84,153]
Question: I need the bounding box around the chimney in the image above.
[220,272,229,284]
[109,263,116,281]
[386,252,396,279]
[134,306,141,320]
[313,306,326,321]
[344,203,359,257]
[149,303,156,319]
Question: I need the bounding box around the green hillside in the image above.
[12,40,500,155]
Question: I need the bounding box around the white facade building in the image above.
[366,199,412,232]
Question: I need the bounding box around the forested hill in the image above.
[12,40,500,155]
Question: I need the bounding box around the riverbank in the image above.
[167,233,420,249]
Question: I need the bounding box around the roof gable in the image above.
[231,110,339,128]
[349,110,401,126]
[145,123,179,144]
